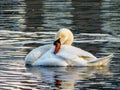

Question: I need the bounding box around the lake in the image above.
[0,0,120,90]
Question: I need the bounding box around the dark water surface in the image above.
[0,0,120,90]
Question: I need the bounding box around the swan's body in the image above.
[32,45,97,66]
[25,28,113,66]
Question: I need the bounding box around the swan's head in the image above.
[53,28,74,54]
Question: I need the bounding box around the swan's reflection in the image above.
[26,66,110,89]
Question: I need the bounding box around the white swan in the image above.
[25,28,113,66]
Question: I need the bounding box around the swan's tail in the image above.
[88,54,113,66]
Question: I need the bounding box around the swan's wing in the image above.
[60,45,97,60]
[56,46,88,66]
[88,54,113,66]
[58,45,113,66]
[25,44,52,65]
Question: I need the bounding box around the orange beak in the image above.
[53,38,61,54]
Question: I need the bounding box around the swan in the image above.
[25,28,113,66]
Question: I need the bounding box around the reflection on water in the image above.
[101,0,120,36]
[0,0,120,90]
[42,0,74,30]
[0,0,26,31]
[72,0,102,33]
[25,0,74,31]
[1,60,119,90]
[26,66,111,90]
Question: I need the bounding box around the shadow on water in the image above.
[0,0,120,90]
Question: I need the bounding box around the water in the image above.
[0,0,120,90]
